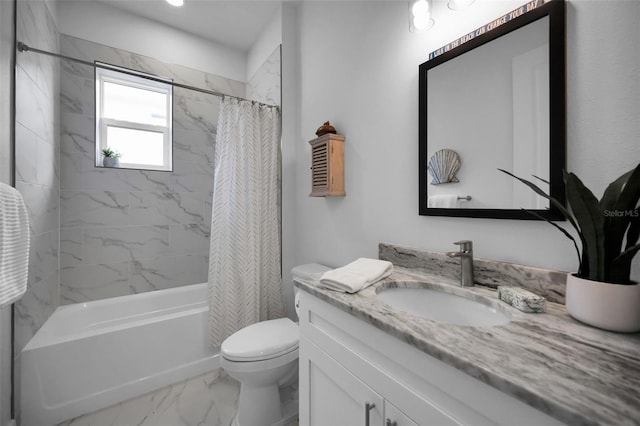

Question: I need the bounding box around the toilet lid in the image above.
[221,318,299,362]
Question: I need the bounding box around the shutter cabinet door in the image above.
[309,134,346,197]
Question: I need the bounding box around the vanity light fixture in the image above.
[410,0,434,33]
[166,0,184,7]
[447,0,476,10]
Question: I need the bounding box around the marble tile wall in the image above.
[247,46,281,106]
[58,34,247,304]
[14,0,60,356]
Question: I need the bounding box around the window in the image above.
[95,64,173,171]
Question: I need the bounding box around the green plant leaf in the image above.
[610,243,640,284]
[564,171,605,281]
[602,164,640,281]
[626,216,640,250]
[613,164,640,212]
[498,169,577,228]
[101,147,122,158]
[498,169,587,272]
[614,243,640,262]
[608,216,640,284]
[600,169,633,211]
[532,175,550,185]
[524,209,582,270]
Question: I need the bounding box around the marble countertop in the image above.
[294,267,640,426]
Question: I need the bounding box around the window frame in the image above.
[95,64,173,172]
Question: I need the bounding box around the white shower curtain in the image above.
[208,97,284,347]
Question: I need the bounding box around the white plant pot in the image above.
[103,157,120,168]
[565,274,640,333]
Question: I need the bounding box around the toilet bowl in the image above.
[221,264,330,426]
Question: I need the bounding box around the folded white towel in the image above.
[319,258,393,293]
[291,263,332,282]
[427,194,460,208]
[0,182,30,308]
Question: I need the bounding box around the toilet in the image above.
[220,264,330,426]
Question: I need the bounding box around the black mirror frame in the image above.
[418,0,566,220]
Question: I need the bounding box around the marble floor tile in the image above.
[57,369,299,426]
[58,369,239,426]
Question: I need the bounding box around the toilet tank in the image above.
[291,264,331,317]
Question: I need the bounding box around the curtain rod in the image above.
[17,41,279,109]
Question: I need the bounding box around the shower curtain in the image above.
[208,97,284,347]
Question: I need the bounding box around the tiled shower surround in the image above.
[57,35,246,304]
[12,4,283,420]
[14,11,282,314]
[14,0,60,355]
[57,36,281,304]
[247,47,281,106]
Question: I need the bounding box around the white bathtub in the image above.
[20,283,219,426]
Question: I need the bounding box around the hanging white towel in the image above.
[0,182,30,308]
[427,194,460,208]
[319,258,393,293]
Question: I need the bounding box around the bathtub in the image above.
[20,283,219,426]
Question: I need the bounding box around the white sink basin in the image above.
[376,286,510,327]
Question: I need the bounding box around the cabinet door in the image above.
[384,401,419,426]
[300,337,383,426]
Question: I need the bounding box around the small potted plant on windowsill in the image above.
[500,164,640,332]
[101,148,122,168]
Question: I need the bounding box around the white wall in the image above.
[57,0,246,82]
[281,2,301,318]
[281,0,640,303]
[247,6,282,81]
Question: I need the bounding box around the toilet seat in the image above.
[221,347,299,375]
[221,318,298,362]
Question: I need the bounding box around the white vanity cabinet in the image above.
[298,290,565,426]
[301,336,446,426]
[301,338,384,425]
[384,402,419,426]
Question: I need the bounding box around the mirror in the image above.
[419,1,565,220]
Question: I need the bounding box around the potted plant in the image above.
[101,147,121,168]
[500,164,640,332]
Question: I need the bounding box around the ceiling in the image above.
[95,0,282,52]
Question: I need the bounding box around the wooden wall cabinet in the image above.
[309,134,345,197]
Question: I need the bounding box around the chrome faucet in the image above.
[445,240,474,287]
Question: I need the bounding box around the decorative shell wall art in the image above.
[427,149,461,185]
